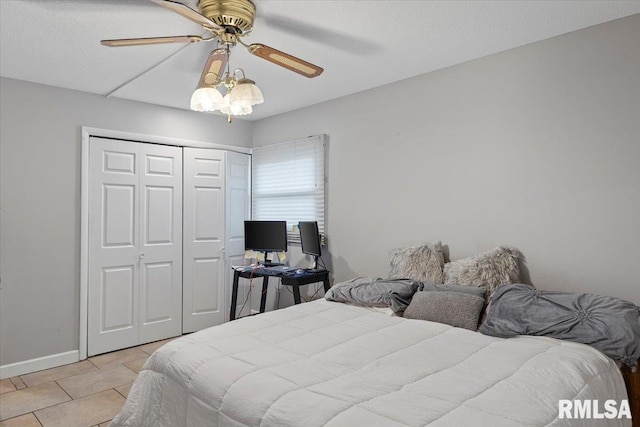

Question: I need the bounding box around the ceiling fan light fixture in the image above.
[104,0,324,122]
[190,86,224,112]
[220,93,253,116]
[230,78,264,106]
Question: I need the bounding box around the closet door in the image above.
[225,151,251,318]
[88,137,182,356]
[88,137,140,356]
[183,148,226,333]
[138,143,183,343]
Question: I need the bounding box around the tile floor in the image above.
[0,337,179,427]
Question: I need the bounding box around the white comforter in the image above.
[112,300,630,426]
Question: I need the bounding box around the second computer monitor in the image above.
[299,221,321,269]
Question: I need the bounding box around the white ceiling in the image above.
[1,1,639,121]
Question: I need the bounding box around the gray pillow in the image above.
[325,278,423,313]
[404,291,485,330]
[444,246,521,294]
[389,242,445,284]
[479,284,640,367]
[421,282,486,298]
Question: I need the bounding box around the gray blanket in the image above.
[325,277,423,313]
[480,284,640,367]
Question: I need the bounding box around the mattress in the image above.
[111,300,630,426]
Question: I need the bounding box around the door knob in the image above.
[221,247,226,253]
[139,253,145,259]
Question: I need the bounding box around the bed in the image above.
[111,299,631,426]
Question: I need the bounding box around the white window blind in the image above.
[252,135,326,242]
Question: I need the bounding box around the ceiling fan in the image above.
[102,0,324,119]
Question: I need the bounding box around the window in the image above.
[252,135,326,242]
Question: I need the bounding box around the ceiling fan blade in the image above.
[247,43,323,78]
[151,0,221,31]
[197,48,229,86]
[101,35,203,47]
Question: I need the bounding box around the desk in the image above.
[230,267,330,321]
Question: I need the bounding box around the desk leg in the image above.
[292,285,302,305]
[259,277,269,313]
[322,276,331,293]
[230,270,240,321]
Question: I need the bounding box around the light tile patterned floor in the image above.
[0,337,178,427]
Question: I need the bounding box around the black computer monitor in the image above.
[244,221,287,266]
[299,221,322,270]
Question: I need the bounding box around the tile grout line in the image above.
[114,382,133,400]
[56,379,74,401]
[10,376,26,390]
[33,411,45,427]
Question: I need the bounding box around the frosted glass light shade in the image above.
[220,94,252,116]
[190,87,223,112]
[230,79,264,106]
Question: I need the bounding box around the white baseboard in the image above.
[0,350,80,380]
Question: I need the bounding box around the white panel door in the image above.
[138,144,183,343]
[88,137,140,356]
[183,148,226,333]
[88,137,182,356]
[225,151,251,319]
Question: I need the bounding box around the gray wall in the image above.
[0,78,252,366]
[253,14,640,306]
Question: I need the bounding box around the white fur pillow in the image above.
[389,242,445,284]
[444,246,521,294]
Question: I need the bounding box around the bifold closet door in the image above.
[183,148,226,333]
[225,151,251,317]
[138,143,183,344]
[88,137,182,356]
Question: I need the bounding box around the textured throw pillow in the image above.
[480,284,640,367]
[325,278,423,313]
[444,246,521,294]
[404,291,485,330]
[421,282,486,298]
[389,242,445,284]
